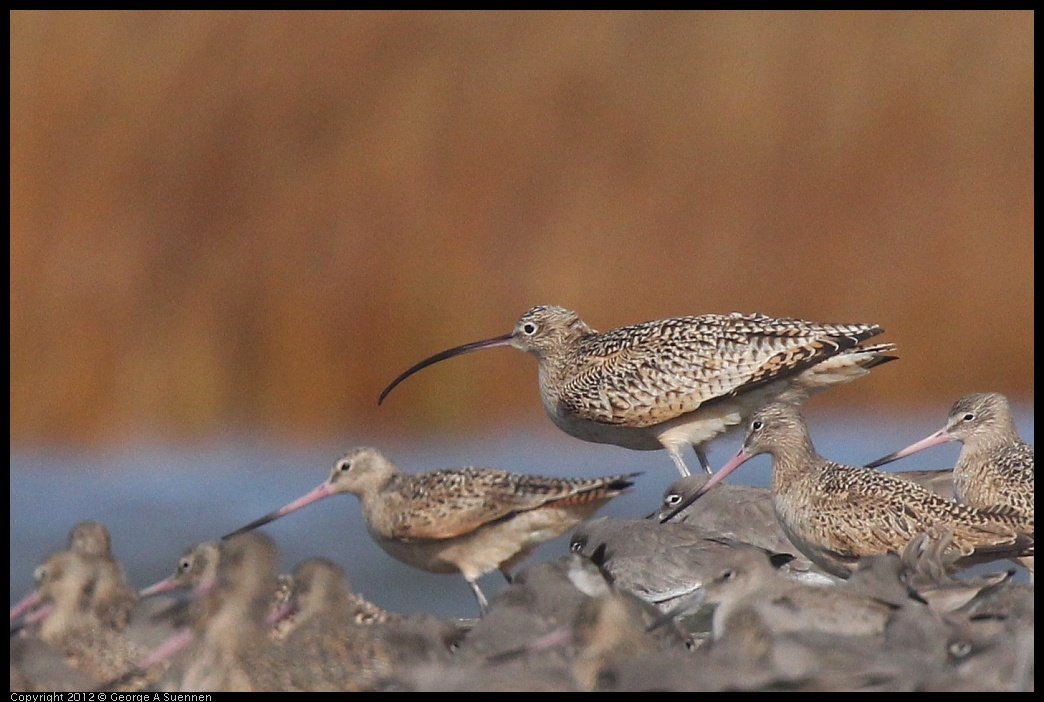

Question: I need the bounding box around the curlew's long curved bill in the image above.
[659,447,753,523]
[378,333,515,405]
[221,482,335,540]
[864,428,952,468]
[9,589,41,622]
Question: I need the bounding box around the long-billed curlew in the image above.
[221,447,639,615]
[378,305,897,477]
[660,402,1032,578]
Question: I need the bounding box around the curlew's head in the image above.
[377,305,594,405]
[221,447,400,540]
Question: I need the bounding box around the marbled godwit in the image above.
[16,550,152,689]
[866,392,1033,524]
[11,520,137,628]
[662,403,1033,578]
[222,447,639,615]
[138,541,221,599]
[174,532,282,692]
[378,305,897,477]
[259,557,403,691]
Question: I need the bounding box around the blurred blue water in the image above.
[10,405,1034,619]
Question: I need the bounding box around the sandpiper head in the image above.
[377,305,591,404]
[67,520,112,557]
[140,541,221,597]
[659,403,806,522]
[289,557,352,618]
[866,392,1018,469]
[220,448,398,540]
[326,446,400,496]
[943,392,1017,442]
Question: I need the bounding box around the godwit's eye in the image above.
[33,566,48,583]
[178,558,192,572]
[720,569,737,582]
[752,420,764,432]
[569,539,584,553]
[521,322,538,335]
[337,459,352,472]
[961,413,975,422]
[665,494,681,506]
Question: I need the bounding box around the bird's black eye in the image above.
[338,460,351,472]
[665,494,680,505]
[569,539,583,553]
[178,558,192,572]
[962,413,975,422]
[34,566,48,582]
[752,420,764,432]
[521,322,538,335]
[948,640,972,658]
[720,569,736,582]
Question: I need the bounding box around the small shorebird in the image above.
[378,305,897,477]
[11,520,137,630]
[222,447,639,615]
[661,403,1032,578]
[139,541,222,599]
[570,517,815,612]
[175,532,282,692]
[866,392,1034,524]
[15,550,151,689]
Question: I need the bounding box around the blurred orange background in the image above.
[10,11,1034,446]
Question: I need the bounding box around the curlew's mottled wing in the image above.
[555,313,888,428]
[383,469,638,541]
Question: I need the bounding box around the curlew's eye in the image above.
[521,322,538,335]
[720,569,737,582]
[569,539,583,553]
[337,459,352,473]
[178,558,192,572]
[33,565,49,583]
[961,413,975,423]
[752,420,764,432]
[665,494,681,506]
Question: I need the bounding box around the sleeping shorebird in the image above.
[378,305,897,478]
[222,447,639,615]
[661,403,1032,578]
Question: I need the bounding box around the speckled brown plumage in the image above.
[379,305,897,477]
[222,446,638,615]
[868,392,1033,526]
[668,403,1032,579]
[19,550,151,690]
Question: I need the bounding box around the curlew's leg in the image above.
[666,446,692,478]
[694,447,712,475]
[466,576,489,616]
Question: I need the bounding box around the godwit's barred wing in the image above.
[381,468,640,541]
[553,313,893,429]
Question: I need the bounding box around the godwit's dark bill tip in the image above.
[221,512,280,541]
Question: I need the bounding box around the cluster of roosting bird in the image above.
[11,305,1035,691]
